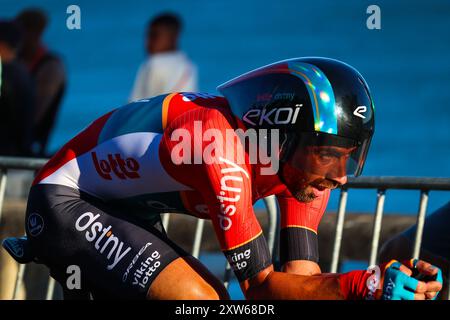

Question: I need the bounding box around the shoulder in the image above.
[164,92,233,128]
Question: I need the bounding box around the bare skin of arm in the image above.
[241,260,442,300]
[242,265,344,300]
[282,260,322,276]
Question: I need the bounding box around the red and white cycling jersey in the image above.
[34,92,329,281]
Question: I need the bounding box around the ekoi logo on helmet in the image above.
[243,105,302,126]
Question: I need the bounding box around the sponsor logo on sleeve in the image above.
[28,213,44,237]
[216,157,250,231]
[227,248,251,271]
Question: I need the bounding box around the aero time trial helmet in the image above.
[217,57,375,177]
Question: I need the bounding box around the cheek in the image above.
[282,163,308,186]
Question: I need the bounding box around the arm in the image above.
[243,265,345,299]
[277,190,329,276]
[159,106,273,284]
[282,260,321,275]
[243,259,443,300]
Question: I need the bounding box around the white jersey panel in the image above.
[39,132,190,199]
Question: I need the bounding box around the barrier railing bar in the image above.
[447,270,450,300]
[0,169,8,224]
[330,189,348,273]
[46,277,56,300]
[412,191,429,260]
[0,157,47,170]
[162,213,170,232]
[369,189,386,267]
[223,262,232,289]
[12,263,26,299]
[191,219,205,259]
[263,195,279,257]
[346,176,450,190]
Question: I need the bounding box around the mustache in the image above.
[310,179,340,190]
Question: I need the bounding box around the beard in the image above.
[279,162,340,203]
[289,185,317,203]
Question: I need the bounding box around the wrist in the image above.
[339,269,373,300]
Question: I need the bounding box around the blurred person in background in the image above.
[129,12,198,101]
[15,8,66,157]
[0,20,34,156]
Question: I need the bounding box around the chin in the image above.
[289,185,317,203]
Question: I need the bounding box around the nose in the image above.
[326,157,348,185]
[330,175,347,185]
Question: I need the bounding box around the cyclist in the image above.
[21,57,442,299]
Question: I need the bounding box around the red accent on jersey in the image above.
[339,269,372,300]
[33,110,115,185]
[278,189,330,233]
[165,93,229,128]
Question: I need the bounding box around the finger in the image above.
[416,260,438,276]
[398,264,412,277]
[413,293,426,300]
[413,280,427,293]
[425,280,443,293]
[425,291,437,300]
[397,271,424,293]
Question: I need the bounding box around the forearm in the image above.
[243,264,374,300]
[245,270,345,300]
[281,260,322,276]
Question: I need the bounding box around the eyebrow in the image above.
[312,147,354,157]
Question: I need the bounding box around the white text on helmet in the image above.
[243,105,302,126]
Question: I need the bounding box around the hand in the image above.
[376,259,443,300]
[412,260,443,300]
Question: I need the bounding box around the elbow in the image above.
[282,260,322,276]
[242,269,275,300]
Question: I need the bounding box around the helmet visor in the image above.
[283,132,371,179]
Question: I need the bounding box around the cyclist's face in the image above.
[281,146,354,202]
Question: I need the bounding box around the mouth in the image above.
[309,180,340,195]
[310,184,333,191]
[312,185,327,191]
[310,185,325,197]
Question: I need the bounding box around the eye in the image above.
[317,151,336,164]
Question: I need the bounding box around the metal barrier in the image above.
[330,176,450,300]
[0,156,278,299]
[1,156,449,299]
